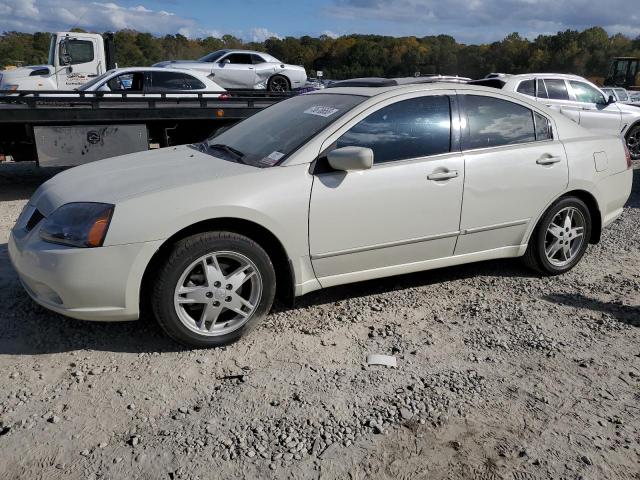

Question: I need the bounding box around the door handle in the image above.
[427,170,458,181]
[536,156,562,165]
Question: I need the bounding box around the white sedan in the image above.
[9,83,633,347]
[153,49,307,92]
[76,67,226,97]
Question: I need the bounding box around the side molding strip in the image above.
[311,231,460,260]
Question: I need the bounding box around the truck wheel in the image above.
[151,231,276,348]
[523,197,592,275]
[626,124,640,160]
[268,75,290,92]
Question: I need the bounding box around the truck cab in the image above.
[604,57,639,91]
[0,32,114,91]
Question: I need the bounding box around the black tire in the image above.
[268,75,290,92]
[523,196,592,275]
[151,231,276,348]
[625,124,640,160]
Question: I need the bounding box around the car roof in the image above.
[221,50,278,60]
[314,82,528,98]
[106,67,210,77]
[327,75,471,88]
[492,73,588,82]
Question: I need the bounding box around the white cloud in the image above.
[0,0,194,34]
[247,27,281,42]
[328,0,640,42]
[321,30,340,38]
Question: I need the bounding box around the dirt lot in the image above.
[0,161,639,480]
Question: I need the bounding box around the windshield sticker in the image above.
[258,151,285,166]
[304,106,340,117]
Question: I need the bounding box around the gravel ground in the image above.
[0,161,639,480]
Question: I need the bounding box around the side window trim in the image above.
[536,78,549,99]
[532,111,554,141]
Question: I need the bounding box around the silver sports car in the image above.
[153,49,307,92]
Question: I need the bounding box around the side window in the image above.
[534,112,553,141]
[543,79,570,100]
[251,54,267,64]
[569,81,606,104]
[536,79,548,99]
[516,80,535,97]
[106,73,134,91]
[226,54,252,65]
[183,74,206,90]
[336,96,451,164]
[61,39,94,65]
[463,95,536,149]
[150,71,186,91]
[616,89,629,101]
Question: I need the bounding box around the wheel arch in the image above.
[140,217,296,316]
[526,189,602,246]
[625,120,640,159]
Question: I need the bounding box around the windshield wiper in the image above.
[208,143,246,163]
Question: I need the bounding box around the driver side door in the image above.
[308,92,465,286]
[212,53,257,89]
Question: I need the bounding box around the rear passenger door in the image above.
[455,93,568,255]
[536,78,582,124]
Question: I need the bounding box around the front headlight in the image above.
[40,203,114,248]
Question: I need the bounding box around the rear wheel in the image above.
[268,75,290,92]
[626,124,640,160]
[152,231,276,348]
[523,197,592,275]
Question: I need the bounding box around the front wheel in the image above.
[151,231,276,348]
[626,124,640,160]
[523,197,592,275]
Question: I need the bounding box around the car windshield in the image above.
[198,50,228,63]
[204,93,365,167]
[77,70,116,91]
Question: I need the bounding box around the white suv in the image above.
[472,73,640,159]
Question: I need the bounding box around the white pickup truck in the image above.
[0,32,116,91]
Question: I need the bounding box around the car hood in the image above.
[30,145,257,215]
[616,102,640,114]
[0,65,53,83]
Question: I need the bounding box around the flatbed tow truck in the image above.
[0,89,293,167]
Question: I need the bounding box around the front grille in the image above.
[25,209,44,232]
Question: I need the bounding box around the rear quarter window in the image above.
[516,80,535,97]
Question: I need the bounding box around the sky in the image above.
[0,0,638,44]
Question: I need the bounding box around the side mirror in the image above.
[327,146,374,172]
[221,58,231,65]
[607,95,616,104]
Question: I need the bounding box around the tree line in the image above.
[1,27,639,82]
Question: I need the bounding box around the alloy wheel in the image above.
[173,251,262,336]
[544,206,585,268]
[270,76,289,92]
[627,126,640,160]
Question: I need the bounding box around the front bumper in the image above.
[8,227,163,322]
